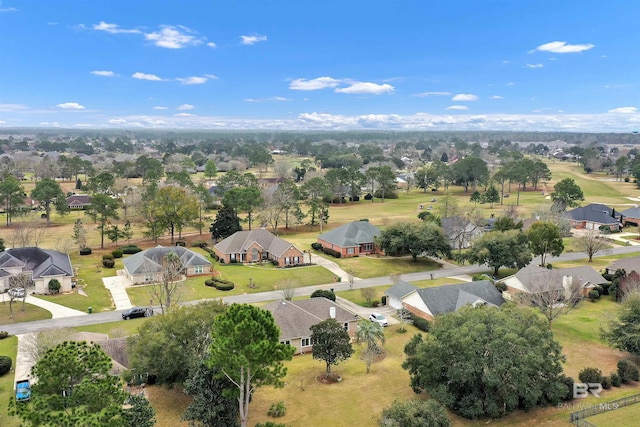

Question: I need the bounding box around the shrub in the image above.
[121,245,142,254]
[494,281,507,292]
[601,376,612,389]
[579,367,603,384]
[0,331,8,340]
[311,242,323,251]
[0,355,12,376]
[618,359,640,383]
[213,277,235,291]
[255,422,287,427]
[79,247,92,255]
[310,289,336,301]
[602,273,615,281]
[412,317,430,332]
[175,241,186,247]
[102,259,115,268]
[204,279,215,287]
[111,249,123,259]
[610,372,622,387]
[546,263,553,269]
[625,177,631,183]
[48,279,61,294]
[559,375,575,401]
[588,290,600,301]
[102,254,114,260]
[372,300,380,307]
[364,193,373,200]
[593,285,604,296]
[268,401,286,418]
[600,283,611,295]
[190,240,208,248]
[322,247,341,258]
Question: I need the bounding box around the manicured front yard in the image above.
[0,302,51,324]
[327,254,444,279]
[0,336,20,427]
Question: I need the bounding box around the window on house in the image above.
[347,247,355,255]
[302,338,311,347]
[144,274,153,282]
[281,340,290,345]
[343,322,349,331]
[363,243,374,251]
[194,265,203,274]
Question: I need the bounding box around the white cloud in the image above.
[176,74,217,85]
[57,102,85,110]
[152,106,169,110]
[608,107,638,114]
[452,94,478,101]
[531,41,595,54]
[0,103,28,111]
[506,82,516,86]
[174,112,195,117]
[289,77,342,91]
[335,82,394,95]
[501,60,510,65]
[74,123,93,127]
[93,21,140,34]
[177,104,195,110]
[413,91,451,97]
[491,95,504,99]
[446,105,469,111]
[0,6,17,13]
[91,70,115,77]
[145,25,203,49]
[109,118,127,124]
[132,72,163,81]
[206,42,217,48]
[525,63,544,69]
[244,96,291,103]
[240,34,267,45]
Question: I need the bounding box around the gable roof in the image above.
[566,203,618,225]
[414,281,505,316]
[66,194,91,205]
[620,206,640,219]
[263,298,357,340]
[509,263,606,292]
[213,228,301,257]
[608,255,640,274]
[440,216,479,237]
[0,247,73,278]
[123,245,211,275]
[317,221,381,248]
[385,280,418,300]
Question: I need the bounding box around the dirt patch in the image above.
[316,373,343,384]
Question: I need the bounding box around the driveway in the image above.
[335,296,398,325]
[102,271,134,310]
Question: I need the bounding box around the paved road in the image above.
[3,244,640,335]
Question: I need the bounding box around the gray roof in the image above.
[213,228,301,257]
[317,221,381,248]
[608,255,640,273]
[440,216,478,238]
[414,281,505,316]
[567,204,618,225]
[513,264,606,292]
[620,207,640,219]
[262,298,357,340]
[123,245,211,275]
[385,280,418,300]
[0,247,73,279]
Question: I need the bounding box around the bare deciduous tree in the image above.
[347,268,356,290]
[277,278,298,301]
[150,252,184,315]
[9,215,48,248]
[7,273,35,319]
[22,327,75,365]
[575,229,609,262]
[517,273,582,326]
[361,287,375,305]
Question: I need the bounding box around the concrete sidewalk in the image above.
[310,253,358,282]
[24,295,87,319]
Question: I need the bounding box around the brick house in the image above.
[566,203,621,231]
[213,228,304,267]
[317,221,381,258]
[66,194,91,209]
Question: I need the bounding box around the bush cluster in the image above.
[175,241,186,247]
[205,277,235,291]
[310,289,336,301]
[102,254,114,261]
[412,317,430,332]
[578,367,603,384]
[588,290,600,301]
[268,401,286,418]
[0,355,12,376]
[79,247,92,255]
[610,372,622,387]
[102,259,115,268]
[121,245,142,254]
[322,247,341,258]
[111,249,123,258]
[0,331,9,340]
[559,375,575,401]
[310,242,323,251]
[190,240,208,248]
[618,359,640,383]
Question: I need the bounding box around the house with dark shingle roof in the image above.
[213,228,304,267]
[123,245,212,284]
[317,220,381,258]
[262,298,358,354]
[502,264,607,300]
[566,203,620,231]
[605,255,640,275]
[384,280,505,320]
[620,206,640,227]
[66,194,91,209]
[0,247,74,294]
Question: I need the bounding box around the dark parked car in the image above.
[122,306,153,320]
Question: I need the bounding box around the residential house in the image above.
[66,194,91,210]
[441,216,483,250]
[0,247,74,294]
[262,298,359,355]
[213,228,304,267]
[317,221,381,258]
[123,245,212,284]
[605,255,640,275]
[385,280,505,320]
[566,203,620,231]
[620,206,640,227]
[501,264,607,300]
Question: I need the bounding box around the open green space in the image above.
[326,254,443,279]
[0,336,20,427]
[587,398,640,426]
[0,302,51,324]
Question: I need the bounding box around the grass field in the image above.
[0,302,51,324]
[586,398,640,426]
[0,336,20,427]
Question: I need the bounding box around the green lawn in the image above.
[328,254,443,279]
[0,302,51,324]
[0,336,20,427]
[587,398,640,426]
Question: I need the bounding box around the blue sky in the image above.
[1,0,640,131]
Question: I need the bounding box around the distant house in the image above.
[259,177,286,188]
[620,206,640,227]
[441,216,483,250]
[213,228,304,267]
[605,255,640,275]
[262,298,358,354]
[122,245,212,284]
[66,194,91,210]
[501,264,607,300]
[566,203,620,231]
[0,247,74,294]
[385,280,505,320]
[317,221,381,258]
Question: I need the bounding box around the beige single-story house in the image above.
[0,247,74,294]
[122,245,212,284]
[213,228,304,267]
[262,298,359,355]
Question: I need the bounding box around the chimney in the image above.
[329,306,336,319]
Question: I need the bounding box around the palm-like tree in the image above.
[355,320,385,373]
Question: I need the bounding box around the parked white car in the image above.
[369,312,388,327]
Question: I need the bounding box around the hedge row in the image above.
[121,245,142,254]
[204,277,235,291]
[322,247,341,258]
